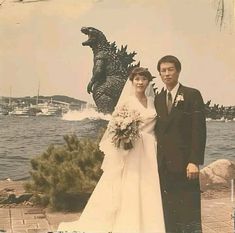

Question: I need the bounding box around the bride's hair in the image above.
[128,67,154,82]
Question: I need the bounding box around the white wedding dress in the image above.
[58,96,166,233]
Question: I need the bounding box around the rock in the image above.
[16,193,33,204]
[0,188,33,204]
[200,159,235,191]
[0,193,33,204]
[4,188,14,192]
[0,180,25,195]
[0,181,33,205]
[0,190,15,204]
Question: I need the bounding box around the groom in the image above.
[154,55,206,233]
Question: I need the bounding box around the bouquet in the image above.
[108,104,142,150]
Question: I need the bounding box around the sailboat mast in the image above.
[36,81,40,106]
[9,86,12,106]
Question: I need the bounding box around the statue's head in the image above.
[81,27,107,47]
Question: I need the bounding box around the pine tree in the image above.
[25,134,104,211]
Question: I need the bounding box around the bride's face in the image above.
[132,74,149,94]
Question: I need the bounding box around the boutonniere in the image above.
[174,93,184,107]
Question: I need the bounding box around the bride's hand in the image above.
[186,163,199,180]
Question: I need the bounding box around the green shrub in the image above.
[25,134,104,211]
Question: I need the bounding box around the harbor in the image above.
[0,96,87,117]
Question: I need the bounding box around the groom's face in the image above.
[159,62,180,89]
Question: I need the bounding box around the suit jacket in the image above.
[154,84,206,173]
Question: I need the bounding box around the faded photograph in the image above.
[0,1,235,233]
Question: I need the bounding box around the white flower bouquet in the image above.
[108,104,142,150]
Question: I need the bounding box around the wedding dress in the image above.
[58,89,166,233]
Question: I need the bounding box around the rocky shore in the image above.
[1,159,234,206]
[0,159,234,232]
[0,180,33,208]
[200,159,235,199]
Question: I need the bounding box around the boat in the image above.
[9,107,30,116]
[0,106,8,115]
[36,104,62,117]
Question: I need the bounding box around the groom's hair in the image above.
[128,67,153,81]
[157,55,181,72]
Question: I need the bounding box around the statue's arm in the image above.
[87,57,105,94]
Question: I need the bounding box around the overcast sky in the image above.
[0,0,235,105]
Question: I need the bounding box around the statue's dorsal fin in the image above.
[110,41,117,53]
[116,45,138,69]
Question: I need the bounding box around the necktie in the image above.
[167,92,173,114]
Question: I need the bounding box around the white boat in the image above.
[9,107,30,116]
[36,104,62,117]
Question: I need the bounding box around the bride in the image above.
[58,67,166,233]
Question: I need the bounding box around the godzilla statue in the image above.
[81,26,139,114]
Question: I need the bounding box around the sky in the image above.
[0,0,235,106]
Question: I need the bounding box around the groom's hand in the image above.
[186,163,199,180]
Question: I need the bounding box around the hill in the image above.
[0,95,86,105]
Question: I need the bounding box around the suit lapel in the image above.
[168,83,183,115]
[156,90,168,118]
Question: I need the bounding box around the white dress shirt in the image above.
[165,82,180,104]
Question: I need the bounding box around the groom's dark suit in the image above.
[154,84,206,233]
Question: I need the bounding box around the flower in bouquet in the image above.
[108,104,142,150]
